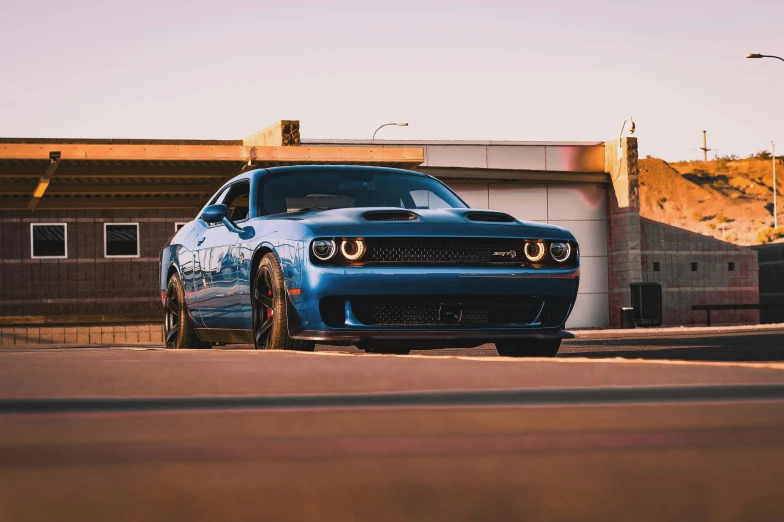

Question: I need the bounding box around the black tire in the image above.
[253,253,315,351]
[363,347,411,355]
[164,273,210,349]
[495,338,561,357]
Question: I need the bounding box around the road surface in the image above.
[1,327,783,521]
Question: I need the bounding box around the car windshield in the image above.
[259,170,467,215]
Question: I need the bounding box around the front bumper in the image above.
[290,327,574,343]
[285,264,580,340]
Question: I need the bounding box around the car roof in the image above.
[261,165,427,177]
[215,165,430,200]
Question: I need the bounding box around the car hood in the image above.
[268,207,575,240]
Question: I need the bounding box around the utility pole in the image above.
[699,130,711,162]
[773,141,778,229]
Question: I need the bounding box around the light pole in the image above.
[746,53,784,63]
[773,141,778,229]
[746,53,781,228]
[372,122,408,140]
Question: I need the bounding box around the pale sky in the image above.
[1,0,782,160]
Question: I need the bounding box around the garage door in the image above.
[448,182,609,329]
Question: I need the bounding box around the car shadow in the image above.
[560,332,784,362]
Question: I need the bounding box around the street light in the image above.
[746,53,781,228]
[372,122,408,140]
[746,53,784,62]
[773,141,778,229]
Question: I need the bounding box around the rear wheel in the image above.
[164,273,210,349]
[253,253,315,351]
[495,338,561,357]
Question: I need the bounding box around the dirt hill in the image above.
[639,157,784,245]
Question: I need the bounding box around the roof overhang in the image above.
[0,121,425,210]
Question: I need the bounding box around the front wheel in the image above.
[495,338,561,357]
[252,253,315,351]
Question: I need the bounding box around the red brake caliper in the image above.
[266,290,273,319]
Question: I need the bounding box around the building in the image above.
[0,120,760,345]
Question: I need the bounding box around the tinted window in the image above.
[105,224,139,257]
[259,170,465,215]
[32,224,66,258]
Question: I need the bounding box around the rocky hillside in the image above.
[639,158,784,245]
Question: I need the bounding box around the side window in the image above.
[222,182,251,222]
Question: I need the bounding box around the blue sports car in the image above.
[159,166,579,356]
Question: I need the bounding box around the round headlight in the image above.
[524,241,546,262]
[340,239,366,261]
[550,242,571,263]
[312,239,337,261]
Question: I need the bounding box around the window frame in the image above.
[30,223,68,259]
[175,222,188,232]
[104,222,141,259]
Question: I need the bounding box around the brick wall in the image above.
[0,209,196,320]
[607,189,643,328]
[0,324,163,345]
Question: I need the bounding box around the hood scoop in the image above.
[362,210,419,221]
[465,211,515,223]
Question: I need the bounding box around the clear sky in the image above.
[1,0,782,160]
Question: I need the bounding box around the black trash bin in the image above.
[619,307,635,329]
[630,282,662,327]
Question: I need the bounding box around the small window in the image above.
[653,262,660,272]
[728,262,735,272]
[691,262,698,272]
[31,223,67,259]
[175,222,187,232]
[105,223,139,258]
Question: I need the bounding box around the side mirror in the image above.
[202,204,227,224]
[201,203,250,236]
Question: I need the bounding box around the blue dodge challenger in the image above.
[159,166,579,356]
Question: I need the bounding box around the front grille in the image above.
[365,238,523,265]
[350,296,543,327]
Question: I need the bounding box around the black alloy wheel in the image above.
[252,253,315,351]
[164,273,209,349]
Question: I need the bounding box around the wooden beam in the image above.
[0,143,425,165]
[243,120,300,146]
[27,157,60,210]
[44,183,217,195]
[0,197,206,210]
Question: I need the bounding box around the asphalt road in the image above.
[1,327,783,521]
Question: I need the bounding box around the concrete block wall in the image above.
[640,219,759,325]
[0,324,164,346]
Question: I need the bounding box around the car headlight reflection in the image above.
[312,239,337,261]
[524,241,546,262]
[340,239,366,261]
[550,242,571,263]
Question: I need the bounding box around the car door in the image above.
[194,181,250,329]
